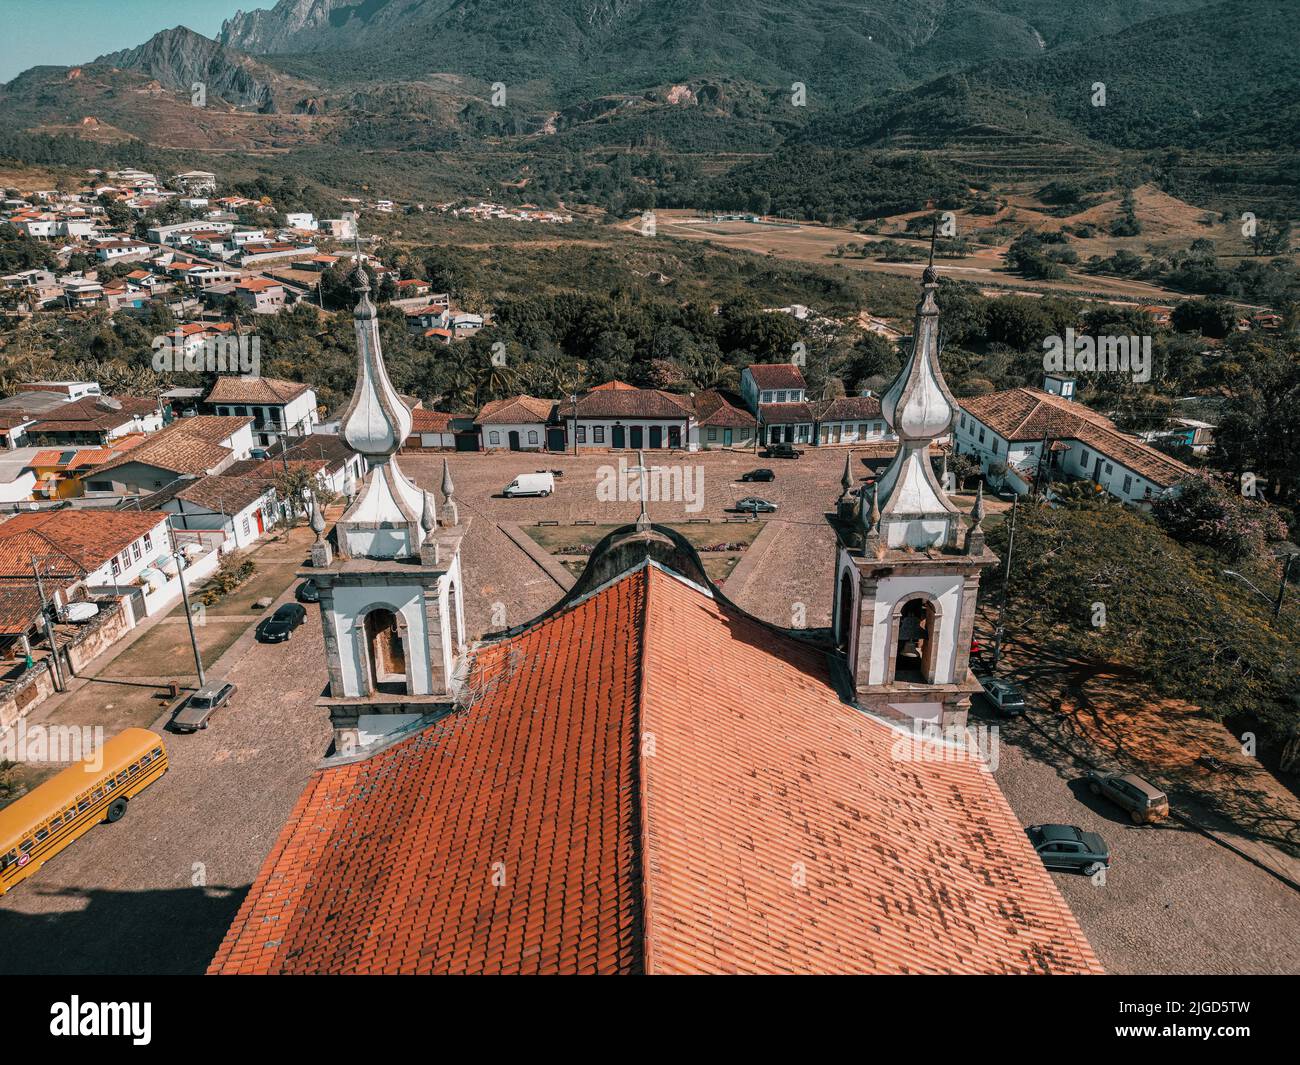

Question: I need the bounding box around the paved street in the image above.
[1,444,1297,973]
[986,704,1300,974]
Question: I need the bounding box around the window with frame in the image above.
[111,556,121,577]
[593,427,605,444]
[132,542,142,561]
[858,423,868,435]
[527,430,539,445]
[488,431,500,445]
[1080,449,1090,465]
[1122,474,1132,493]
[119,551,131,571]
[576,426,587,443]
[978,428,985,443]
[242,516,251,536]
[143,533,152,550]
[707,428,717,442]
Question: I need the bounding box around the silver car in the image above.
[172,681,237,733]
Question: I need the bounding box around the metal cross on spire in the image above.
[630,450,652,531]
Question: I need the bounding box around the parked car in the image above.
[258,603,307,643]
[739,468,775,482]
[762,443,802,459]
[1087,771,1169,824]
[735,497,778,514]
[1026,824,1110,876]
[503,471,555,497]
[295,579,321,604]
[172,681,237,733]
[978,675,1026,717]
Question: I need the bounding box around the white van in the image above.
[503,471,555,497]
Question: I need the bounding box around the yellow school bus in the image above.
[0,727,168,896]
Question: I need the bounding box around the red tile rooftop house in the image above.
[209,263,1103,976]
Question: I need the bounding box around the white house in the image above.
[741,364,815,445]
[476,395,556,452]
[205,376,319,448]
[557,381,694,451]
[956,375,1193,504]
[143,474,279,551]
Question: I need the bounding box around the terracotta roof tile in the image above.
[476,395,555,425]
[0,509,167,577]
[746,363,808,390]
[205,376,311,406]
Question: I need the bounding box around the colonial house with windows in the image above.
[404,409,475,451]
[0,509,172,605]
[741,363,816,445]
[205,376,319,449]
[476,396,556,451]
[138,474,279,551]
[81,416,255,497]
[691,390,756,450]
[813,394,895,447]
[956,375,1193,504]
[557,381,695,451]
[23,395,163,448]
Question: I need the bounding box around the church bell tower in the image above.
[303,255,468,753]
[831,266,998,728]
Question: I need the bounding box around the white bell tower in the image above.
[832,265,998,727]
[302,256,468,753]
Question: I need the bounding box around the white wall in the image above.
[481,422,546,450]
[567,417,691,450]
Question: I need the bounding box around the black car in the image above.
[1026,824,1111,876]
[258,603,307,643]
[739,468,775,482]
[295,579,321,604]
[762,443,802,459]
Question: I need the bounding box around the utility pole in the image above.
[991,494,1019,669]
[31,558,65,692]
[172,536,206,689]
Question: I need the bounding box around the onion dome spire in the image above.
[337,236,412,461]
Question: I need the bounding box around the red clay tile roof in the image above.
[210,562,1101,975]
[85,416,249,478]
[27,395,157,434]
[476,395,555,425]
[961,388,1193,488]
[816,395,883,421]
[746,363,807,390]
[693,390,756,428]
[759,401,815,424]
[0,509,167,578]
[409,409,458,433]
[205,376,311,406]
[0,585,44,635]
[556,385,694,421]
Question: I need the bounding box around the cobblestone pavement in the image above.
[401,447,855,628]
[986,706,1300,974]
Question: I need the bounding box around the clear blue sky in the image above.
[1,0,255,83]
